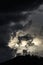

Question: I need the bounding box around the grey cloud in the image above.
[0,2,43,63]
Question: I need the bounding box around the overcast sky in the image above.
[0,2,43,63]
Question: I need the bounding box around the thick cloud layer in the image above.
[0,3,43,63]
[8,4,43,58]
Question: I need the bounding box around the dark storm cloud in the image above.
[39,26,43,36]
[0,24,17,63]
[0,46,13,63]
[10,23,23,31]
[0,22,23,47]
[0,25,11,46]
[0,1,43,25]
[0,23,20,63]
[0,1,43,63]
[8,14,27,22]
[23,20,32,31]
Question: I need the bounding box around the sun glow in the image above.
[32,37,42,46]
[8,36,19,48]
[20,40,28,47]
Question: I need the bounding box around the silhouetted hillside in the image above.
[1,55,43,64]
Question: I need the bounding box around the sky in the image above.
[0,1,43,63]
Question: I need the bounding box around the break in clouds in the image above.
[0,4,43,63]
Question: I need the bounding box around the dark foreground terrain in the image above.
[1,55,43,64]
